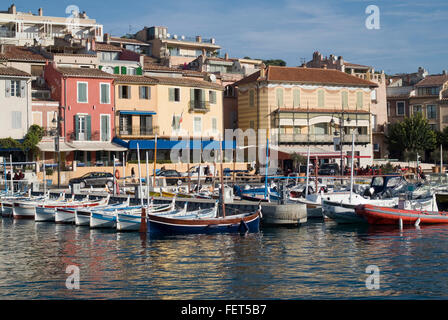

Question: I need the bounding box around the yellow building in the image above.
[234,65,378,170]
[113,74,224,162]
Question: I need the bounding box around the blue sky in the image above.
[7,0,448,75]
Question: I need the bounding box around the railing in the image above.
[188,101,210,113]
[117,126,159,138]
[278,134,370,144]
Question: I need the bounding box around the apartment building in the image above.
[234,65,378,170]
[0,4,103,46]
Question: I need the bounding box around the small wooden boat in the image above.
[355,203,448,225]
[147,204,261,235]
[54,195,110,224]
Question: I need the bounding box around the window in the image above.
[427,105,437,119]
[418,87,440,96]
[373,144,380,152]
[9,80,21,97]
[74,114,91,141]
[100,114,110,141]
[249,89,255,107]
[100,83,110,104]
[32,111,42,126]
[139,86,151,100]
[209,90,217,104]
[396,101,405,116]
[387,101,390,116]
[169,87,180,102]
[77,82,88,103]
[371,89,377,101]
[430,124,437,131]
[172,115,181,131]
[318,90,325,108]
[119,85,131,99]
[293,89,300,108]
[212,118,217,132]
[249,120,255,129]
[356,92,363,109]
[127,67,136,75]
[413,105,423,116]
[341,91,348,109]
[119,114,132,135]
[372,114,377,131]
[11,111,21,129]
[140,115,153,135]
[276,88,284,107]
[194,116,202,134]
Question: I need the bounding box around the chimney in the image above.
[104,33,111,44]
[196,36,202,43]
[9,4,16,14]
[91,37,96,51]
[38,8,43,16]
[224,53,229,60]
[259,63,266,78]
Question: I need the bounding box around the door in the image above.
[101,115,110,141]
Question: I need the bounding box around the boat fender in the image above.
[239,220,249,233]
[115,169,120,180]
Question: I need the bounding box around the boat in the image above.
[147,205,261,235]
[356,200,448,225]
[74,197,131,226]
[54,195,110,224]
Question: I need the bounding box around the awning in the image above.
[114,138,236,150]
[38,141,76,152]
[119,111,157,116]
[68,141,127,152]
[270,145,343,158]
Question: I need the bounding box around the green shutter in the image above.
[74,115,80,141]
[121,66,127,75]
[293,89,300,107]
[136,67,143,75]
[114,66,120,74]
[86,115,91,141]
[169,88,175,101]
[99,65,103,70]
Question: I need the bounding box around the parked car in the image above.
[181,165,215,183]
[318,163,340,176]
[155,169,185,185]
[69,172,114,188]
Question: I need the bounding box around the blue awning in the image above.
[119,111,157,115]
[112,138,236,150]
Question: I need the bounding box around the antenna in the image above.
[300,57,306,65]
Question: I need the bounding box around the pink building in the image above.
[44,63,125,166]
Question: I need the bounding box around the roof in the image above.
[55,67,115,79]
[0,46,47,63]
[113,75,158,84]
[151,76,224,90]
[110,37,149,46]
[344,62,371,69]
[94,42,122,52]
[234,66,378,87]
[0,66,31,77]
[415,74,448,87]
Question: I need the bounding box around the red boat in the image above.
[355,204,448,225]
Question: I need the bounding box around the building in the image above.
[43,63,125,166]
[134,26,221,67]
[410,72,448,132]
[0,4,103,46]
[234,65,378,171]
[0,66,32,140]
[386,85,414,126]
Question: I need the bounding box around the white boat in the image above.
[116,201,177,231]
[75,197,131,226]
[290,191,350,219]
[55,195,110,224]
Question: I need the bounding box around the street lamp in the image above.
[52,112,64,189]
[330,112,351,177]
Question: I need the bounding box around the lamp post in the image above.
[330,112,351,177]
[52,111,64,189]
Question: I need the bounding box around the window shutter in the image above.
[136,67,143,75]
[201,89,205,106]
[190,88,194,106]
[114,66,120,74]
[20,81,26,98]
[293,89,300,107]
[74,115,80,141]
[121,66,127,75]
[5,80,11,98]
[86,115,92,141]
[148,87,151,99]
[99,65,103,70]
[169,88,175,101]
[119,86,123,99]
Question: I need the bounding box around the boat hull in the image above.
[1,202,13,217]
[90,212,116,229]
[116,213,141,231]
[356,204,448,225]
[147,211,261,234]
[35,207,56,222]
[55,208,75,224]
[322,200,366,224]
[13,202,35,219]
[75,210,91,226]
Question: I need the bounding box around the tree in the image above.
[0,125,44,160]
[262,59,287,67]
[385,113,436,161]
[290,152,307,172]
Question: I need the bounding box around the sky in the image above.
[6,0,448,75]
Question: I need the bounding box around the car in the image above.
[69,172,114,189]
[181,165,215,183]
[318,163,340,176]
[155,169,185,185]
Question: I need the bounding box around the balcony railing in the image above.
[278,134,370,144]
[188,101,210,113]
[117,125,159,138]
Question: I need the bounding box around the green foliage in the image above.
[0,137,22,149]
[22,125,44,153]
[290,152,307,170]
[262,59,287,66]
[385,113,436,161]
[381,162,395,174]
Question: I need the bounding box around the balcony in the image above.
[117,126,159,139]
[0,29,15,38]
[278,134,370,144]
[188,101,210,113]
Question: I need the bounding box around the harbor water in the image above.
[1,217,448,299]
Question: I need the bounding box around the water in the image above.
[1,217,448,299]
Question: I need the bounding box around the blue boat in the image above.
[234,185,280,202]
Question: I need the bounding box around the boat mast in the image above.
[305,145,310,197]
[137,143,144,208]
[264,129,269,200]
[153,134,158,187]
[220,139,225,218]
[146,151,150,206]
[349,129,356,203]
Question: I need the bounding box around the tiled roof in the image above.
[113,75,158,84]
[55,67,115,79]
[95,42,122,52]
[415,74,448,87]
[52,52,97,58]
[235,66,378,87]
[151,76,224,90]
[0,46,47,62]
[0,66,31,77]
